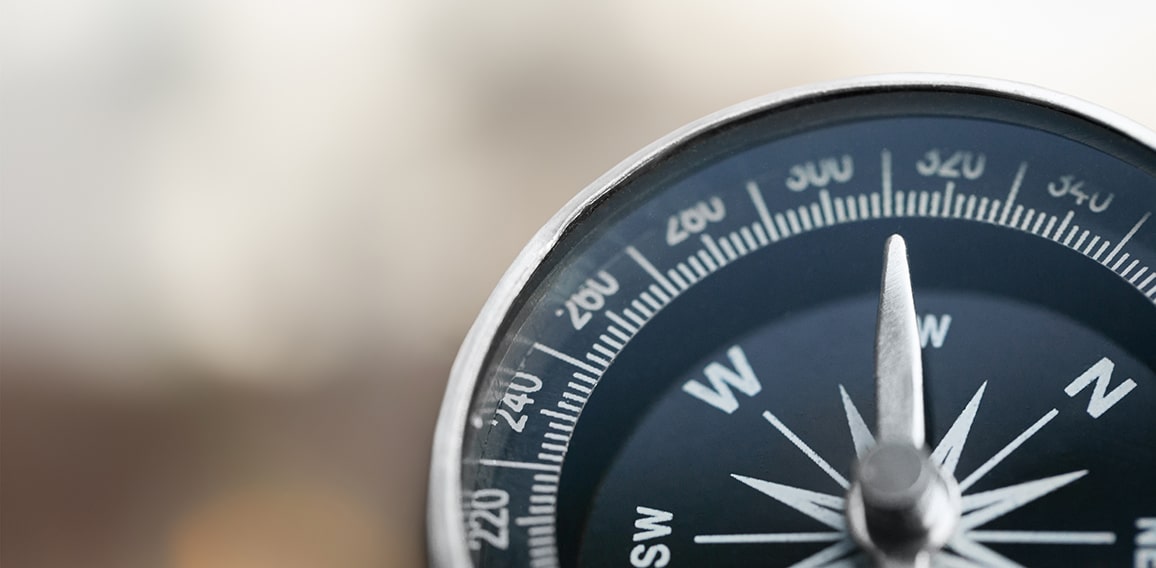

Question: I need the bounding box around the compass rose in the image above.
[697,380,1114,567]
[695,236,1118,567]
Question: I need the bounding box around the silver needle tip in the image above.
[875,234,925,448]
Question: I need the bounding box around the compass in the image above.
[428,76,1156,567]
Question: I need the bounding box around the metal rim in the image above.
[426,73,1156,567]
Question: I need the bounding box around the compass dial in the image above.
[428,77,1156,567]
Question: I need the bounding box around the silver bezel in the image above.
[426,74,1156,567]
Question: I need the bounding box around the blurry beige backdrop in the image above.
[2,1,1154,566]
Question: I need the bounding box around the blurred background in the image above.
[2,1,1154,566]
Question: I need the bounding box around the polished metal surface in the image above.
[846,235,959,568]
[874,235,925,449]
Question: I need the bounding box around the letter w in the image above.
[918,314,952,348]
[681,346,761,414]
[633,507,673,541]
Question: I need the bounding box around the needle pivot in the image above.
[848,443,959,565]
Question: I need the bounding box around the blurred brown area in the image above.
[2,2,1154,567]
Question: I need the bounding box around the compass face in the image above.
[428,77,1156,568]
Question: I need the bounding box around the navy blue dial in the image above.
[428,79,1156,568]
[569,225,1155,566]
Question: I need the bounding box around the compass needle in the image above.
[430,77,1156,567]
[874,235,926,448]
[846,235,962,567]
